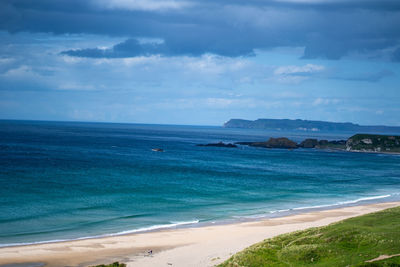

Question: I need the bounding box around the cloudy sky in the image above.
[0,0,399,126]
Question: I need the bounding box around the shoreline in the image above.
[1,193,398,249]
[1,201,399,267]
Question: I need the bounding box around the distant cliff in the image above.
[346,134,400,153]
[224,119,400,133]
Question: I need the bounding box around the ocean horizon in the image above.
[1,120,400,247]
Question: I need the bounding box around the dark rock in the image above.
[235,142,254,145]
[299,139,319,148]
[329,140,346,145]
[318,140,329,146]
[196,142,237,148]
[249,137,298,149]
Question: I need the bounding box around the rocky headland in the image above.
[200,134,400,153]
[346,134,400,153]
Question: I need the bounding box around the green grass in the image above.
[219,206,400,267]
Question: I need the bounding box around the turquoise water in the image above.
[1,120,400,246]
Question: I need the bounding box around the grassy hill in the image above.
[219,206,400,267]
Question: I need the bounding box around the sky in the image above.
[0,0,399,126]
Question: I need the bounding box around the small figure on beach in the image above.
[148,250,153,255]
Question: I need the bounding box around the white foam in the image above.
[338,194,391,205]
[114,220,200,235]
[233,194,394,219]
[291,194,392,211]
[270,209,290,213]
[0,220,200,248]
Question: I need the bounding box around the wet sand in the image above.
[0,201,399,267]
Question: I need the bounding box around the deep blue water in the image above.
[1,120,400,246]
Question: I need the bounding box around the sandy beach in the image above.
[0,201,399,267]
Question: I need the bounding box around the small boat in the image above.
[152,148,164,152]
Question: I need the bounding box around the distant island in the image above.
[224,118,400,133]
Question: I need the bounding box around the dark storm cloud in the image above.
[62,37,255,58]
[393,48,400,62]
[1,0,400,59]
[61,39,164,58]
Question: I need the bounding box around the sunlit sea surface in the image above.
[1,120,400,246]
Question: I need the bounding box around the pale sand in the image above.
[0,202,399,267]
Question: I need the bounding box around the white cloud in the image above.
[122,55,163,66]
[184,54,249,75]
[0,57,16,65]
[62,55,84,64]
[274,64,325,76]
[273,63,325,84]
[1,65,37,78]
[57,83,96,91]
[206,98,234,107]
[150,97,289,110]
[312,97,340,106]
[274,75,309,84]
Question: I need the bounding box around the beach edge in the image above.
[1,201,400,267]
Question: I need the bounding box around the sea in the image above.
[1,120,400,247]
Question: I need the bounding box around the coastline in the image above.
[1,201,399,267]
[1,193,397,249]
[240,143,400,155]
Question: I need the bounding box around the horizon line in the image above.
[1,118,400,128]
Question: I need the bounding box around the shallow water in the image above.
[1,120,400,246]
